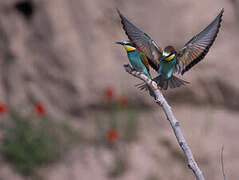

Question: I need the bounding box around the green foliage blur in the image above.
[0,106,80,176]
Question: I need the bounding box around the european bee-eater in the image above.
[117,8,223,90]
[115,41,156,98]
[115,41,151,78]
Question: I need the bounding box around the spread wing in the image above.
[117,9,162,68]
[176,9,224,75]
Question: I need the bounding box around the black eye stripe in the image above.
[165,53,174,58]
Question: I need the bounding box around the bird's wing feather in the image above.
[117,9,162,66]
[140,53,150,72]
[176,9,224,75]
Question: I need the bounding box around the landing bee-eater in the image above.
[117,9,223,90]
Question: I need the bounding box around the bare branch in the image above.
[123,64,205,180]
[221,145,226,180]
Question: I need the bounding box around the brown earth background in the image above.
[0,0,239,180]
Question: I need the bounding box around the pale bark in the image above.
[124,64,205,180]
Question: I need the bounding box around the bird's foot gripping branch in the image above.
[123,64,205,180]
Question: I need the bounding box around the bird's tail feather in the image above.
[136,75,189,91]
[135,84,156,99]
[168,75,189,89]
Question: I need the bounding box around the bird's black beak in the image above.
[115,41,125,45]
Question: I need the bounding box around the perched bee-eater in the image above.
[117,9,223,90]
[115,41,151,78]
[115,41,156,98]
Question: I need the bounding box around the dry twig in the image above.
[124,64,205,180]
[221,146,226,180]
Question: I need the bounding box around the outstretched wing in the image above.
[117,9,162,68]
[176,9,224,75]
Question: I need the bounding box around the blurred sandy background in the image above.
[0,0,238,180]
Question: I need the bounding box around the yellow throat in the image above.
[164,54,175,61]
[124,45,136,52]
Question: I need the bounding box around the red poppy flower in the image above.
[107,129,118,142]
[117,96,128,106]
[35,103,45,116]
[0,103,7,114]
[104,87,115,100]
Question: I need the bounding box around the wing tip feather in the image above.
[181,9,224,75]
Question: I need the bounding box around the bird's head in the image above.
[115,41,136,52]
[162,46,176,62]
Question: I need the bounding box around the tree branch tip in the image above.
[221,145,226,180]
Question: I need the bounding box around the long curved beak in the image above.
[115,41,125,45]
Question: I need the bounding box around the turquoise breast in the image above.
[127,51,150,78]
[159,58,177,79]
